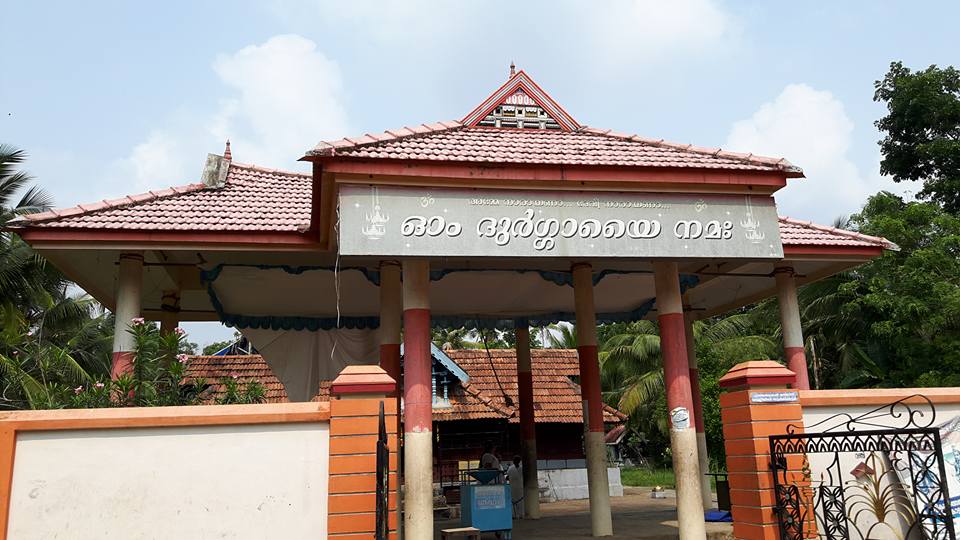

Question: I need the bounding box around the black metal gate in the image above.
[769,396,957,540]
[375,400,389,540]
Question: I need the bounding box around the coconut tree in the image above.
[0,145,113,407]
[599,313,779,436]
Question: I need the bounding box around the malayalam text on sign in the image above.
[338,185,784,259]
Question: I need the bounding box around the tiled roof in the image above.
[16,161,311,232]
[306,123,803,175]
[184,355,329,403]
[438,349,627,424]
[13,158,891,250]
[184,350,626,425]
[779,217,899,250]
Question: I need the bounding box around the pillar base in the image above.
[584,430,612,537]
[403,430,433,539]
[670,428,707,540]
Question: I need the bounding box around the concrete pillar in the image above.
[652,262,706,540]
[401,259,432,539]
[379,261,403,399]
[515,321,541,519]
[159,289,180,336]
[572,263,613,537]
[774,266,811,390]
[110,253,143,378]
[684,312,713,511]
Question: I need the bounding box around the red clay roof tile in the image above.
[305,125,803,175]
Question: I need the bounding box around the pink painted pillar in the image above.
[653,262,706,539]
[774,265,811,390]
[110,253,143,378]
[401,259,432,538]
[572,262,613,537]
[379,261,402,400]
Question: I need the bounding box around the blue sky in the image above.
[3,1,957,346]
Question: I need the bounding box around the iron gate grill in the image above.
[769,396,957,540]
[375,400,389,540]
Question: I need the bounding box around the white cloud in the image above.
[210,34,349,166]
[584,0,738,65]
[725,84,897,224]
[110,34,347,193]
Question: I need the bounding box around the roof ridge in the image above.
[579,126,805,176]
[305,121,464,158]
[14,181,208,225]
[778,216,899,250]
[228,160,311,179]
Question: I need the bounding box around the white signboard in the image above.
[338,185,783,258]
[751,391,799,404]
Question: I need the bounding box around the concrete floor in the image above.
[435,487,733,539]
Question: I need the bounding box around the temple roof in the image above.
[10,160,893,252]
[305,69,802,176]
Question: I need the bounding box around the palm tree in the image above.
[598,314,778,434]
[546,323,577,348]
[0,145,112,407]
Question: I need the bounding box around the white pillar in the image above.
[515,322,541,519]
[401,260,432,539]
[774,265,811,390]
[653,262,706,540]
[572,263,613,537]
[111,253,143,378]
[684,312,713,510]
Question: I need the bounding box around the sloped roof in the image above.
[184,350,626,425]
[305,69,802,176]
[11,162,892,251]
[305,124,801,174]
[778,217,899,250]
[184,355,329,403]
[437,349,627,424]
[14,161,311,232]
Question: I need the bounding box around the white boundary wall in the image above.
[8,422,329,539]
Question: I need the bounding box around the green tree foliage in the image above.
[875,62,960,213]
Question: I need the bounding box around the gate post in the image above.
[328,365,399,539]
[719,360,802,540]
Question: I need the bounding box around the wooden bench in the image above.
[441,527,481,540]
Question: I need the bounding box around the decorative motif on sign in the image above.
[741,196,764,243]
[694,199,707,212]
[362,187,389,240]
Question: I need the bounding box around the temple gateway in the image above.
[11,67,894,538]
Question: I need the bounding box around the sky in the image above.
[3,1,957,347]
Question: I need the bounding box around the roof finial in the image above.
[223,139,232,161]
[509,61,516,79]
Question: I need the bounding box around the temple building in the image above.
[10,66,895,538]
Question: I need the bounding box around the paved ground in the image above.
[435,487,733,539]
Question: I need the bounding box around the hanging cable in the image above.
[481,328,514,408]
